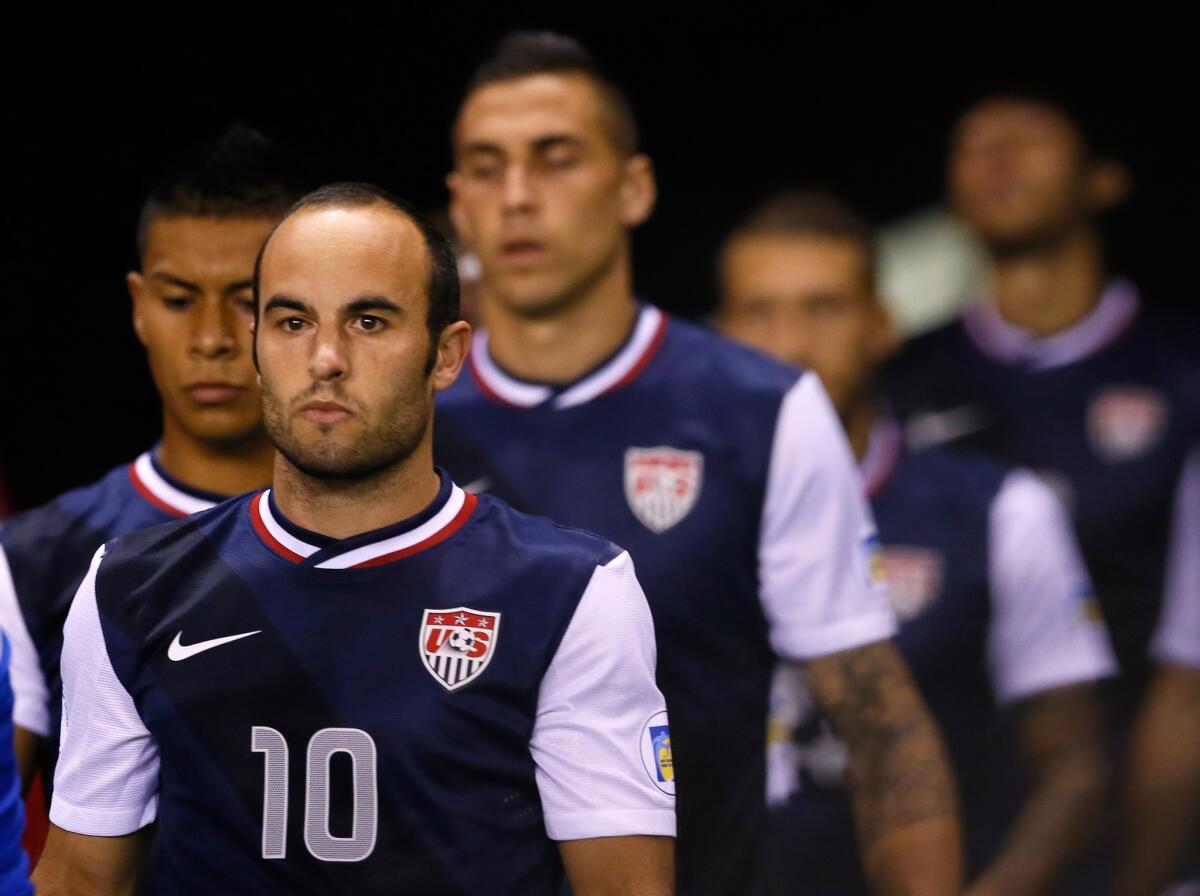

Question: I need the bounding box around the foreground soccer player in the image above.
[35,184,675,896]
[438,32,960,896]
[718,191,1117,895]
[0,125,291,796]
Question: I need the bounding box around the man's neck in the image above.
[157,417,275,497]
[843,394,880,463]
[990,227,1107,337]
[271,445,441,541]
[482,253,640,385]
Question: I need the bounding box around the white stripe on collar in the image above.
[256,484,468,568]
[132,452,218,517]
[962,279,1139,370]
[471,305,666,410]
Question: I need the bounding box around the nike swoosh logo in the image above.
[905,405,991,449]
[168,629,262,661]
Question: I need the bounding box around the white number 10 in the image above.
[251,726,378,862]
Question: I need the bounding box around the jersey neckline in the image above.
[961,278,1140,370]
[128,450,226,518]
[468,304,669,410]
[249,468,477,569]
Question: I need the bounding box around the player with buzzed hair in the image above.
[718,189,1118,896]
[438,31,961,896]
[0,123,300,800]
[35,182,675,895]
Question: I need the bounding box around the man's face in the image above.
[128,215,274,446]
[718,234,891,416]
[255,205,462,480]
[949,100,1091,252]
[448,72,654,317]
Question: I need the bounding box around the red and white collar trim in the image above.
[250,484,476,569]
[470,305,668,409]
[963,279,1139,371]
[129,452,219,518]
[860,418,903,499]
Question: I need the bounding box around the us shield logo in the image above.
[1087,386,1168,462]
[420,607,501,691]
[624,447,703,533]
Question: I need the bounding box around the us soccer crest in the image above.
[420,607,500,691]
[879,547,944,621]
[624,447,703,533]
[1087,386,1168,463]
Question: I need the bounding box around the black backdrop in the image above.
[4,9,1195,510]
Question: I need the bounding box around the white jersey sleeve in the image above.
[987,471,1118,703]
[759,372,898,660]
[1152,448,1200,669]
[0,544,50,736]
[49,547,159,835]
[531,551,676,841]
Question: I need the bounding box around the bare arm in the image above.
[32,823,151,895]
[967,683,1110,896]
[13,726,38,792]
[805,640,962,896]
[1111,665,1200,896]
[559,835,674,896]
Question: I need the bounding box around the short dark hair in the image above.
[954,91,1113,160]
[723,190,877,289]
[457,31,639,156]
[136,124,303,257]
[252,182,460,350]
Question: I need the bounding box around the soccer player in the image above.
[34,183,675,896]
[717,190,1118,895]
[0,125,293,800]
[437,32,961,896]
[1112,447,1200,896]
[886,95,1200,712]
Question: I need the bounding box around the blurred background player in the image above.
[1113,446,1200,896]
[0,124,299,817]
[887,95,1200,719]
[36,183,675,896]
[0,634,33,895]
[437,31,962,896]
[718,190,1119,895]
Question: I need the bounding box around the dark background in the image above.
[4,9,1195,510]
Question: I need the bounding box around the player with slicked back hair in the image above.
[719,189,1117,896]
[439,31,962,896]
[0,123,302,804]
[35,181,675,895]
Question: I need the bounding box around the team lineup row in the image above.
[0,29,1196,896]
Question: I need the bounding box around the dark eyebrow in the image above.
[150,272,201,292]
[531,134,584,153]
[263,295,313,316]
[223,280,254,296]
[345,296,402,315]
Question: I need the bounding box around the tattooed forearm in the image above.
[805,640,961,895]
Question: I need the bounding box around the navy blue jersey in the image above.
[886,282,1200,705]
[50,472,674,895]
[764,423,1114,894]
[0,450,223,793]
[435,305,895,895]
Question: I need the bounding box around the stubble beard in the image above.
[262,380,430,483]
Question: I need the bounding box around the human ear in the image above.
[127,271,149,347]
[619,154,657,228]
[431,320,472,392]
